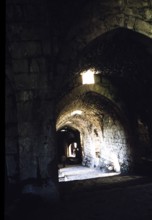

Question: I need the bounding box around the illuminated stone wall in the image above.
[101,115,131,173]
[56,89,133,173]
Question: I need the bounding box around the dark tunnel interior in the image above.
[5,0,152,219]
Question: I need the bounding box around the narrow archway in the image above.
[57,126,82,166]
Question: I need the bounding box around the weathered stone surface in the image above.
[38,156,53,177]
[5,123,18,137]
[124,7,142,19]
[143,8,152,21]
[12,59,28,74]
[16,90,36,102]
[18,122,41,137]
[6,4,24,22]
[23,4,46,22]
[7,23,49,41]
[134,19,152,35]
[22,179,59,203]
[5,0,152,198]
[42,40,52,56]
[10,42,42,58]
[127,0,149,8]
[125,15,136,29]
[16,89,54,103]
[29,58,47,73]
[17,101,38,122]
[19,155,37,180]
[38,89,54,100]
[6,155,18,177]
[5,103,17,123]
[15,74,38,90]
[5,76,19,183]
[116,14,125,26]
[99,0,125,7]
[18,133,55,179]
[5,138,18,154]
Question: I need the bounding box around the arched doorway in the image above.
[57,126,82,167]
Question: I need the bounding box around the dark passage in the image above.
[57,127,82,167]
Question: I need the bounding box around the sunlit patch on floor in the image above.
[58,165,120,182]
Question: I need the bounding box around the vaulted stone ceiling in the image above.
[56,27,152,173]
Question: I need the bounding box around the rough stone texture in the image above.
[10,42,42,59]
[56,89,133,173]
[5,77,19,182]
[6,0,57,188]
[5,0,152,205]
[102,117,131,173]
[12,59,28,74]
[56,0,152,84]
[134,19,152,37]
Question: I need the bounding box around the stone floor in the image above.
[5,166,152,220]
[58,165,119,182]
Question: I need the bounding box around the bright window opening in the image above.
[67,142,77,157]
[81,69,95,84]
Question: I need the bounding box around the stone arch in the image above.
[55,27,152,97]
[55,27,152,173]
[56,88,134,173]
[56,28,152,108]
[55,0,152,85]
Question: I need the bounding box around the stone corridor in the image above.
[5,0,152,219]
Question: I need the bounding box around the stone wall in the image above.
[6,0,58,200]
[102,115,131,173]
[5,76,19,183]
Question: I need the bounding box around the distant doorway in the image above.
[57,127,82,168]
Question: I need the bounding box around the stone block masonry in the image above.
[6,0,58,189]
